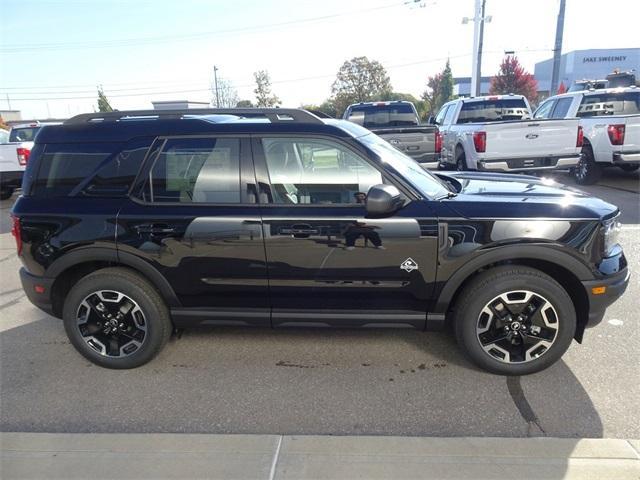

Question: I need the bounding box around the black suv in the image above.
[12,108,629,375]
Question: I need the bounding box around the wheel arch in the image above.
[47,248,180,318]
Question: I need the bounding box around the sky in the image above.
[1,0,639,119]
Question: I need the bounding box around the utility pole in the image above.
[213,66,220,108]
[474,0,486,97]
[464,0,491,97]
[550,0,566,95]
[5,94,11,110]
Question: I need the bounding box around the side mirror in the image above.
[427,116,437,125]
[366,184,404,217]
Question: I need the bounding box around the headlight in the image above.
[602,214,622,255]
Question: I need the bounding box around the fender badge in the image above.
[400,258,419,272]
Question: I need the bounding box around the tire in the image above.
[0,188,14,200]
[63,267,172,369]
[619,164,639,173]
[455,148,467,171]
[453,266,576,376]
[574,145,602,185]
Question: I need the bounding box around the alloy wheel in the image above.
[476,290,559,364]
[76,290,147,357]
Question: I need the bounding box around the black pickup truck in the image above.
[343,101,440,168]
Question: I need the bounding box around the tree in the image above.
[235,99,254,108]
[96,86,113,112]
[212,77,240,108]
[253,70,281,107]
[421,60,453,116]
[0,116,9,131]
[557,81,567,94]
[331,56,392,115]
[489,55,538,101]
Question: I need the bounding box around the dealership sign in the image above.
[583,55,627,63]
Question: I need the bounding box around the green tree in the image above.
[253,70,281,107]
[331,56,392,115]
[422,60,453,116]
[235,99,254,108]
[301,99,338,118]
[96,86,113,112]
[489,55,538,101]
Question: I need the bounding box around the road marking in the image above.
[268,435,283,480]
[621,225,640,230]
[608,319,624,326]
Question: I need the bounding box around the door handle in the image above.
[279,224,320,237]
[135,223,175,234]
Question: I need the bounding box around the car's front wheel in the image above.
[453,266,576,375]
[63,267,172,369]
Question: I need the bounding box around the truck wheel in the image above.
[62,267,172,369]
[619,164,639,173]
[453,266,575,376]
[574,146,601,185]
[455,149,467,171]
[0,188,14,200]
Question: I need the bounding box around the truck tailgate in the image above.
[483,118,580,160]
[0,144,24,173]
[622,115,640,153]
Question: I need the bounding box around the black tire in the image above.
[453,266,576,376]
[0,188,14,200]
[63,267,172,369]
[455,147,467,171]
[619,164,639,173]
[574,145,602,185]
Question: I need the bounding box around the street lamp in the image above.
[463,0,492,97]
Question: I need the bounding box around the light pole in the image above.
[463,0,492,97]
[213,66,220,108]
[550,0,566,95]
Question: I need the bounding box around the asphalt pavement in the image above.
[0,168,638,440]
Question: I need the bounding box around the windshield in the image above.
[359,133,450,199]
[347,104,418,128]
[457,98,529,123]
[577,91,640,117]
[9,127,41,142]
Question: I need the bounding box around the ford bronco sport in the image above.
[11,108,629,375]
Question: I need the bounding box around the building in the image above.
[534,48,640,95]
[453,77,492,97]
[151,100,210,110]
[0,110,22,122]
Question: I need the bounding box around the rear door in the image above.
[252,134,437,328]
[117,135,270,324]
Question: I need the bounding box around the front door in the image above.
[117,136,270,325]
[252,135,438,328]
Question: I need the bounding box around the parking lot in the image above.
[0,168,638,440]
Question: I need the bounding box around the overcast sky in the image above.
[1,0,638,119]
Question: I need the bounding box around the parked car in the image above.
[343,101,440,168]
[534,86,640,184]
[0,122,59,200]
[12,108,628,375]
[434,94,583,173]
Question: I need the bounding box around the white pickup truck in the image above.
[0,122,56,200]
[434,95,582,173]
[533,87,640,184]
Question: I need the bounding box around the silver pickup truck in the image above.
[343,101,440,168]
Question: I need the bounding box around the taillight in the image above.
[434,130,442,153]
[11,215,22,256]
[576,126,584,147]
[472,131,486,153]
[607,124,625,145]
[16,147,31,166]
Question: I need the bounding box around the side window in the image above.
[33,143,120,197]
[435,105,449,125]
[550,98,573,119]
[262,137,382,205]
[147,137,241,203]
[533,99,555,119]
[443,104,457,125]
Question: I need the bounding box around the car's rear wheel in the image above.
[453,266,575,375]
[0,188,14,200]
[63,267,172,369]
[573,145,602,185]
[619,164,639,173]
[456,148,467,171]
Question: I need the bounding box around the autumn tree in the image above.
[96,86,113,112]
[557,81,567,94]
[331,56,392,115]
[421,60,453,116]
[489,55,538,101]
[253,70,281,107]
[0,116,9,131]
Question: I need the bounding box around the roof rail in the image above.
[64,108,325,125]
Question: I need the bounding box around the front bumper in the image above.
[581,267,630,329]
[20,267,56,317]
[478,156,580,172]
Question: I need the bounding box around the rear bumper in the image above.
[478,156,580,172]
[0,170,23,189]
[19,268,56,317]
[613,151,640,163]
[581,267,630,329]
